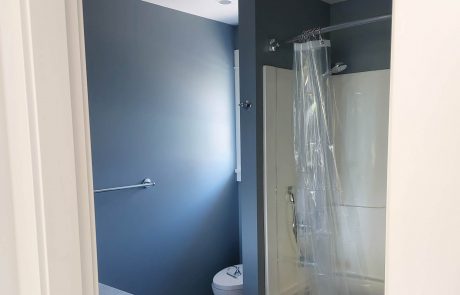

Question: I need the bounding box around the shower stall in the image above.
[264,14,390,295]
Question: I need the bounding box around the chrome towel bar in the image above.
[94,178,155,194]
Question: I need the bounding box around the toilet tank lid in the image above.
[213,264,243,290]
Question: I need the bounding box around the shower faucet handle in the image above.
[287,186,295,204]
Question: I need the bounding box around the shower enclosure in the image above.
[264,15,390,295]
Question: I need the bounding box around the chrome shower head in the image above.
[331,62,348,74]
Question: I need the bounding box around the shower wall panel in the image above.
[332,69,389,292]
[264,67,389,295]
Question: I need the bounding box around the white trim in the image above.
[234,50,241,182]
[0,0,98,294]
[65,0,99,293]
[1,1,45,293]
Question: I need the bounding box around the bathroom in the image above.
[83,0,391,294]
[4,0,460,294]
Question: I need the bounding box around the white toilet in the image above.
[212,264,243,295]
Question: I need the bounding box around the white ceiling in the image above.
[142,0,238,25]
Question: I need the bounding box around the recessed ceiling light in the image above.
[218,0,232,4]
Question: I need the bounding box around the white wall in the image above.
[385,1,460,294]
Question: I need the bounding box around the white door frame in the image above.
[0,0,98,294]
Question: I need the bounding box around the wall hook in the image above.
[239,100,253,110]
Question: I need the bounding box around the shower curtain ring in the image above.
[312,29,318,39]
[300,30,308,42]
[318,29,325,44]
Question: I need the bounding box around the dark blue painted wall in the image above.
[330,0,392,73]
[237,0,258,293]
[83,0,239,294]
[238,1,329,294]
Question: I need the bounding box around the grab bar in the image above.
[94,178,155,194]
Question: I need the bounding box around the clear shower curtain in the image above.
[293,40,369,295]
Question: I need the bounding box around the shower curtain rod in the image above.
[267,14,391,51]
[289,14,392,43]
